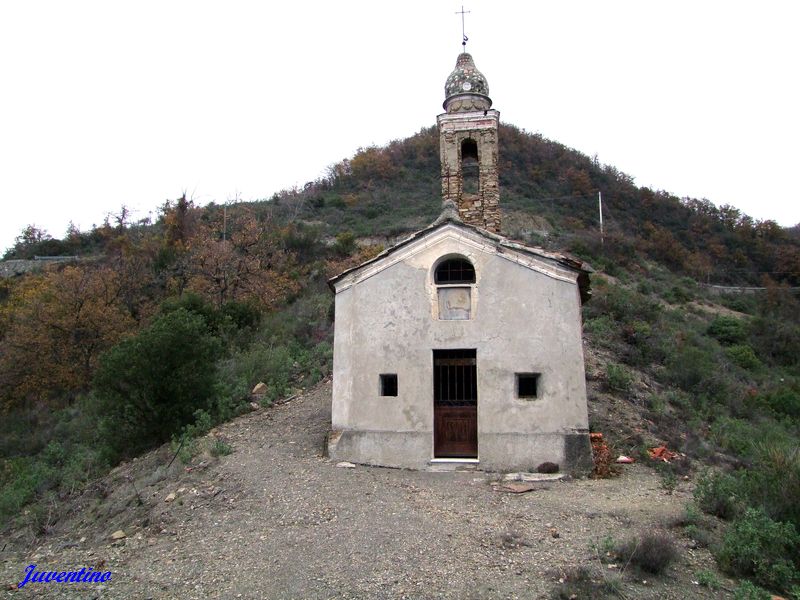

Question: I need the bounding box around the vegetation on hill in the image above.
[1,124,799,594]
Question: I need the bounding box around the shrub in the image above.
[160,292,220,331]
[760,385,800,418]
[551,565,619,599]
[716,507,800,592]
[584,283,662,326]
[696,569,721,590]
[584,315,616,342]
[694,470,741,520]
[614,531,678,574]
[656,464,677,494]
[708,315,748,345]
[664,345,716,393]
[210,439,233,457]
[750,316,800,368]
[710,416,755,457]
[333,231,357,256]
[725,344,763,370]
[663,284,692,304]
[684,524,712,548]
[732,581,772,600]
[93,309,222,461]
[605,362,633,393]
[748,442,800,528]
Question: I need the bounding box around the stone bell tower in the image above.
[437,52,500,233]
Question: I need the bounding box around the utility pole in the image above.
[598,191,604,246]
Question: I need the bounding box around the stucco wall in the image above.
[330,227,590,472]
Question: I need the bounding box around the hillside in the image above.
[1,124,799,597]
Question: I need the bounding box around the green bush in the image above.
[708,315,748,345]
[333,231,357,256]
[605,362,633,393]
[726,344,763,371]
[584,315,616,341]
[160,292,220,331]
[717,507,800,592]
[664,345,716,393]
[695,569,721,590]
[748,442,800,528]
[93,309,222,460]
[663,284,692,304]
[760,384,800,418]
[733,580,772,600]
[750,316,800,368]
[710,416,756,457]
[694,470,741,520]
[584,283,662,326]
[210,439,233,457]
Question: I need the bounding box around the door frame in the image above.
[432,349,478,459]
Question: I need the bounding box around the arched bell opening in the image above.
[461,139,479,195]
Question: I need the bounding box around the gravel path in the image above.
[1,380,732,599]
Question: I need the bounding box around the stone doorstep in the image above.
[426,459,481,472]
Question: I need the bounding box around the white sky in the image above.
[1,1,798,254]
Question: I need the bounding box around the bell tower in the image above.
[437,52,500,233]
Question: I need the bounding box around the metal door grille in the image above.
[433,349,477,407]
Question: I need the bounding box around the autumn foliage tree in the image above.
[0,265,136,411]
[185,209,300,310]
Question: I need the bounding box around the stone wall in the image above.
[437,110,501,233]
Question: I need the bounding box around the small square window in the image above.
[517,373,540,399]
[380,374,398,397]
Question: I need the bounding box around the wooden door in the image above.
[433,350,478,458]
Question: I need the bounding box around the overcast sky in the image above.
[1,1,798,254]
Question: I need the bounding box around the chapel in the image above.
[326,50,593,473]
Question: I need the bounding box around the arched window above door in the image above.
[434,256,475,320]
[435,257,476,284]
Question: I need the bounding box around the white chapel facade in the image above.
[327,51,593,473]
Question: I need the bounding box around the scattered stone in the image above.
[616,455,635,464]
[550,528,560,538]
[110,530,126,540]
[251,382,267,396]
[336,461,357,469]
[165,492,176,503]
[494,482,537,494]
[249,401,261,411]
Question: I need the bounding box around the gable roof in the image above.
[328,214,593,303]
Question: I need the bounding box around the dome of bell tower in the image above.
[443,52,492,113]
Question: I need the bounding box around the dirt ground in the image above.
[1,380,736,599]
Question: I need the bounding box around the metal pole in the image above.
[598,191,604,246]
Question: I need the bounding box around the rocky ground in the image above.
[1,379,736,599]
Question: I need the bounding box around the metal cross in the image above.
[456,5,470,50]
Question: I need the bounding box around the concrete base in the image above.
[327,429,593,475]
